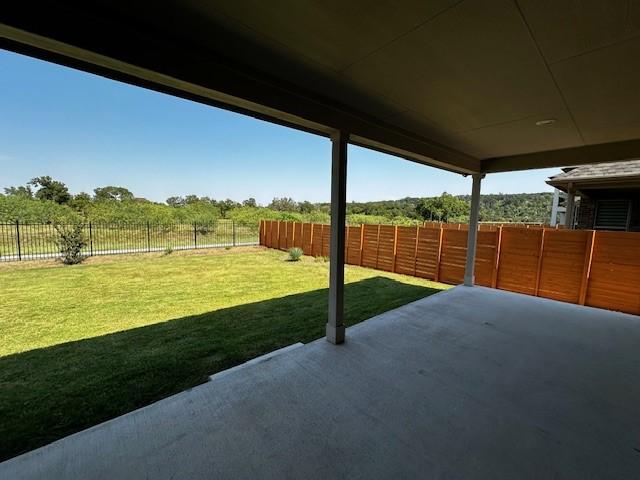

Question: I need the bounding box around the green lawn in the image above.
[0,248,449,460]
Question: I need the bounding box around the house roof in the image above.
[3,2,640,174]
[547,159,640,190]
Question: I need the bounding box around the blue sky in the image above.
[0,49,556,204]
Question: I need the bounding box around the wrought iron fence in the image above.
[0,220,259,262]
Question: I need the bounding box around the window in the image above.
[594,199,630,230]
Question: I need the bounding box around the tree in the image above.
[268,197,297,211]
[218,199,239,218]
[69,192,92,213]
[166,196,185,207]
[183,195,200,205]
[298,201,314,213]
[416,192,468,222]
[28,176,71,204]
[93,186,134,202]
[4,185,34,198]
[242,198,257,208]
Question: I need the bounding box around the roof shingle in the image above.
[548,160,640,181]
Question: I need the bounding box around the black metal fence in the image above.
[0,220,259,262]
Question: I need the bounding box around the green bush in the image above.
[54,223,87,265]
[287,247,303,262]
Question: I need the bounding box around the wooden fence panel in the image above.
[439,229,467,284]
[259,220,640,316]
[311,224,324,257]
[395,226,418,275]
[537,229,589,304]
[475,230,498,287]
[361,224,379,269]
[586,232,640,315]
[277,222,286,250]
[346,226,363,265]
[270,221,279,248]
[376,225,396,271]
[321,224,331,257]
[285,222,294,249]
[301,223,313,255]
[497,228,542,295]
[415,227,441,280]
[261,221,268,247]
[293,222,303,249]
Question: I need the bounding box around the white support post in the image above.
[464,173,483,287]
[564,183,575,229]
[327,131,348,344]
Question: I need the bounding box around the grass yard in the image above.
[0,247,449,460]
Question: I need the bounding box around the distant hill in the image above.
[320,192,554,224]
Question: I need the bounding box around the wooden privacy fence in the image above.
[259,220,640,315]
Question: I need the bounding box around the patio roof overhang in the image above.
[3,1,640,174]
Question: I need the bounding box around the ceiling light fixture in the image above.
[535,118,557,126]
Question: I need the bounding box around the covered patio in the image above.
[2,286,639,479]
[3,1,640,477]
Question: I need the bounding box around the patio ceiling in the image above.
[2,1,640,173]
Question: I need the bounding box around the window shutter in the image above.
[594,200,629,230]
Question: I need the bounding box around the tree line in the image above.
[1,176,553,225]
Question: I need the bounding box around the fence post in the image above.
[491,227,502,288]
[392,225,398,273]
[359,224,365,266]
[579,230,596,305]
[534,228,546,296]
[413,225,420,276]
[375,224,381,269]
[192,222,197,249]
[146,222,151,252]
[89,221,94,257]
[309,223,314,256]
[232,221,236,246]
[434,226,443,282]
[15,220,21,261]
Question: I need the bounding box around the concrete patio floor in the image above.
[3,286,640,479]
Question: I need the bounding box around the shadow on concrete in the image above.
[0,276,443,461]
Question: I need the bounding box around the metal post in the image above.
[327,130,348,344]
[565,183,575,229]
[194,222,197,249]
[464,173,483,286]
[15,220,21,261]
[89,222,94,256]
[147,222,151,252]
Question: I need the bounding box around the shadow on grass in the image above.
[0,277,444,461]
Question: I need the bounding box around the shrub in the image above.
[54,223,87,265]
[287,247,303,262]
[162,246,174,256]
